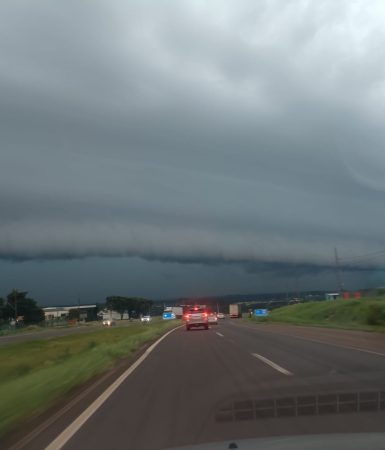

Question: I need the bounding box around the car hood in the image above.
[167,433,385,450]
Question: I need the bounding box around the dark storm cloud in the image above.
[1,0,385,279]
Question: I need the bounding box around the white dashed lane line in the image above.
[252,352,293,376]
[216,332,224,337]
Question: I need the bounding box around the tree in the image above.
[106,296,129,319]
[6,290,44,324]
[0,297,5,324]
[137,299,153,315]
[105,296,153,319]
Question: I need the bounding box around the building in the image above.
[43,305,97,321]
[325,293,340,300]
[97,309,130,321]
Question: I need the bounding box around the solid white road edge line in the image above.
[44,325,182,450]
[252,352,293,376]
[216,332,224,337]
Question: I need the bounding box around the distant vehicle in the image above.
[184,306,209,331]
[163,306,183,319]
[208,313,218,325]
[229,304,241,318]
[217,312,225,319]
[171,306,183,318]
[141,315,151,323]
[102,319,116,326]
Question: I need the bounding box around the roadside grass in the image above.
[0,320,100,337]
[249,298,385,332]
[0,319,180,437]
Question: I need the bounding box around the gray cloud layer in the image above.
[1,0,385,280]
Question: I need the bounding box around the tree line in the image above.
[105,296,153,319]
[0,290,44,325]
[0,290,155,326]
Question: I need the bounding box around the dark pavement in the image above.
[10,320,385,450]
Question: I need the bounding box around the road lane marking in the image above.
[251,352,293,376]
[44,326,182,450]
[216,332,224,337]
[258,327,385,358]
[230,322,385,358]
[283,335,385,358]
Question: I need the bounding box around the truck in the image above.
[229,304,241,318]
[162,306,183,320]
[171,306,183,319]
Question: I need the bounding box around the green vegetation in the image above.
[250,298,385,331]
[106,296,153,319]
[0,319,180,438]
[0,290,44,326]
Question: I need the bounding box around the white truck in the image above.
[229,304,241,318]
[163,306,183,320]
[171,306,183,319]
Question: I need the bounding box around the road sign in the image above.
[254,309,269,317]
[163,312,176,320]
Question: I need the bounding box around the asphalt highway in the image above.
[8,320,385,450]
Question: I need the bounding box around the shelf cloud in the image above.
[1,0,385,300]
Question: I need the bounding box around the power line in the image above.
[340,249,385,262]
[342,255,385,266]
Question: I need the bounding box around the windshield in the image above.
[1,1,385,450]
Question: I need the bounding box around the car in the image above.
[102,319,116,326]
[208,313,218,325]
[184,306,209,331]
[141,315,151,323]
[217,313,225,319]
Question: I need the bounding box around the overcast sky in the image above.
[1,0,385,304]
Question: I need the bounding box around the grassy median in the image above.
[250,298,385,332]
[0,319,180,438]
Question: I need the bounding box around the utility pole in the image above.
[334,247,343,295]
[14,289,17,324]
